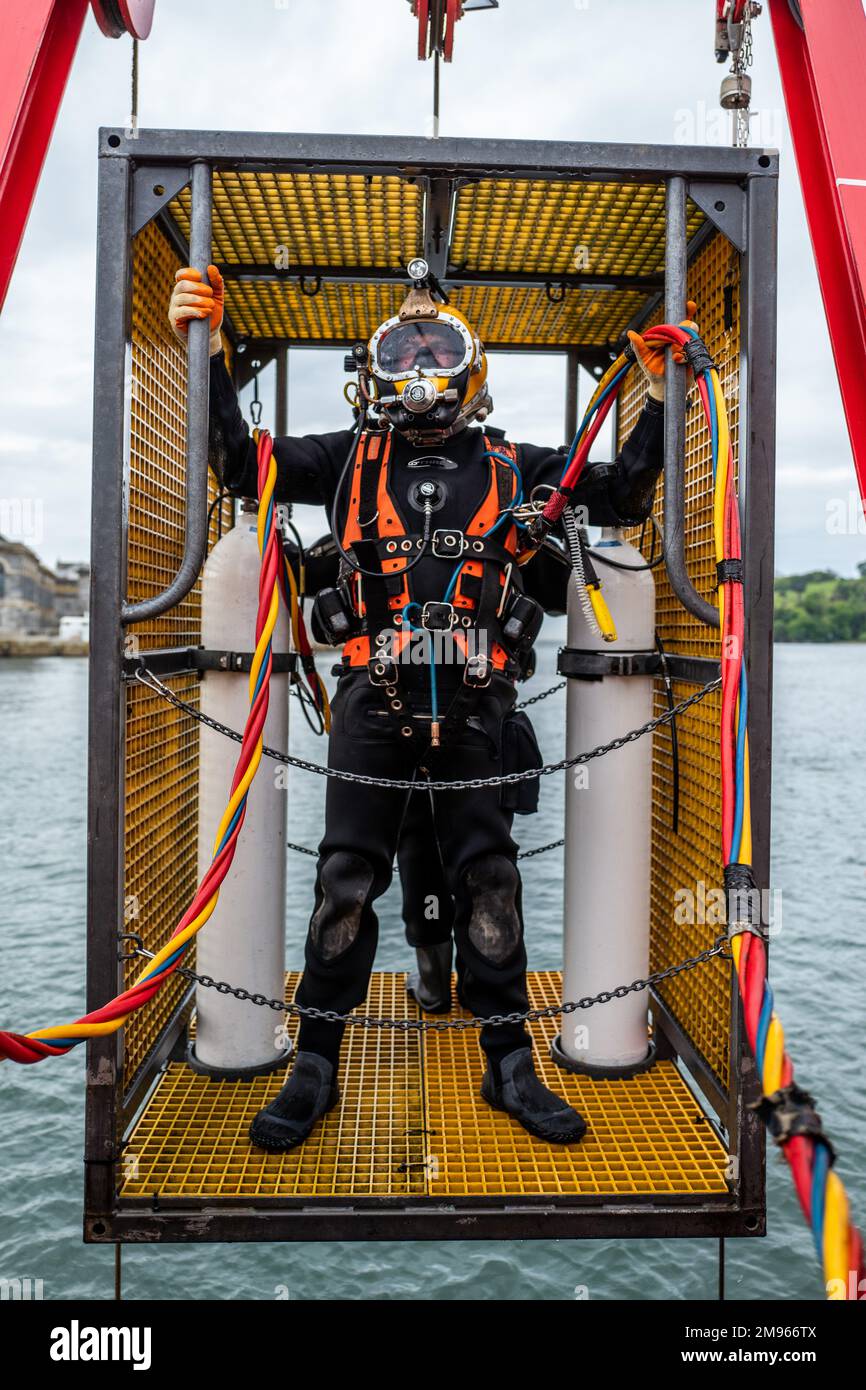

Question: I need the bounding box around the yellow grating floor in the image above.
[121,973,728,1203]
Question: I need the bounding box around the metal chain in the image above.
[732,5,755,148]
[129,935,730,1033]
[287,835,566,861]
[135,665,720,793]
[517,837,565,861]
[515,679,566,710]
[284,678,564,857]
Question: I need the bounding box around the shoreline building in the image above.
[0,536,90,638]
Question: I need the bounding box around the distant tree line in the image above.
[774,563,866,642]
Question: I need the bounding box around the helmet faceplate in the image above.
[368,304,491,443]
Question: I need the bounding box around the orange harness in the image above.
[339,429,521,672]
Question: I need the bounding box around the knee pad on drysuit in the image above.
[309,851,375,962]
[463,854,522,966]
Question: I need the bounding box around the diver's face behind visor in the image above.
[377,320,468,374]
[368,297,491,445]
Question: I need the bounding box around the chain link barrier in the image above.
[134,665,720,794]
[131,667,726,1030]
[289,836,565,860]
[126,935,731,1033]
[515,679,567,710]
[284,680,563,858]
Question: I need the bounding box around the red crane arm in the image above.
[0,1,155,315]
[0,0,90,314]
[768,0,866,501]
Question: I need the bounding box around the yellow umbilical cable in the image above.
[20,442,282,1048]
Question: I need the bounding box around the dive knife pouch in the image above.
[499,710,543,816]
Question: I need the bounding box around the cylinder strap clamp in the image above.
[195,648,297,674]
[557,647,660,680]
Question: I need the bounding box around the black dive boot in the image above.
[406,942,453,1013]
[249,1052,339,1153]
[481,1047,587,1144]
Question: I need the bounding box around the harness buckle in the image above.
[464,653,493,689]
[432,528,466,559]
[368,656,399,687]
[421,600,457,631]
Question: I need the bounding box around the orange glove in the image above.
[168,264,225,356]
[627,300,698,401]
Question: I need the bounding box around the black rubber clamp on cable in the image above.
[717,558,744,587]
[723,862,767,942]
[681,336,717,375]
[750,1084,836,1157]
[622,339,637,365]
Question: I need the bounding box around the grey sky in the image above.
[0,0,861,574]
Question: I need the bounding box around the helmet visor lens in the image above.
[376,321,467,375]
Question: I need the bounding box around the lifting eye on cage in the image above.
[545,281,566,305]
[299,274,322,298]
[117,932,144,963]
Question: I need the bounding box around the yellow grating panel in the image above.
[121,973,727,1201]
[451,181,705,278]
[122,673,201,1091]
[424,972,726,1197]
[619,231,741,1088]
[168,172,706,348]
[128,221,232,649]
[647,683,730,1088]
[122,974,426,1199]
[221,278,652,349]
[450,284,649,348]
[223,279,407,345]
[172,172,422,270]
[124,222,233,1094]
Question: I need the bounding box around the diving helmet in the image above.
[362,259,492,443]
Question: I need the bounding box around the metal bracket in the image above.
[558,648,660,680]
[688,182,748,253]
[558,648,721,683]
[422,177,455,280]
[121,647,297,680]
[132,165,191,237]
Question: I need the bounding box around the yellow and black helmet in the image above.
[365,260,492,442]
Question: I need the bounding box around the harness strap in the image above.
[340,430,522,679]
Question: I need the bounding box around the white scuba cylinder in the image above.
[559,527,655,1073]
[191,503,292,1076]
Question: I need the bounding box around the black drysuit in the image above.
[208,352,664,1064]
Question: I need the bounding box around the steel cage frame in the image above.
[84,129,777,1244]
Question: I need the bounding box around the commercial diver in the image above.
[167,260,677,1151]
[295,526,571,1015]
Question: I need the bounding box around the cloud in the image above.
[0,0,858,572]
